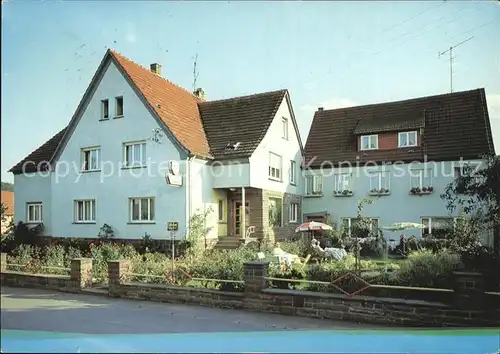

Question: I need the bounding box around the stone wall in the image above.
[2,254,499,327]
[0,253,93,293]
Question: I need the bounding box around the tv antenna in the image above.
[438,36,474,93]
[192,53,199,92]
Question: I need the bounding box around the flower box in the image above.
[368,188,390,196]
[333,190,354,197]
[409,186,434,196]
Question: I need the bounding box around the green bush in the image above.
[393,249,460,288]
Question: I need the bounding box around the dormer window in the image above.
[360,135,378,150]
[398,131,417,148]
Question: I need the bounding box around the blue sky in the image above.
[2,1,499,182]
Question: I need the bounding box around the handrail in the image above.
[6,263,70,271]
[127,272,244,284]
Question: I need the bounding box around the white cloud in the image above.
[486,93,500,154]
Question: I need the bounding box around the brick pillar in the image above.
[244,260,269,296]
[108,260,131,297]
[1,253,7,272]
[452,271,485,310]
[70,258,93,290]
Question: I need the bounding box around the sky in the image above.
[1,1,500,183]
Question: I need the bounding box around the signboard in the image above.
[167,221,179,231]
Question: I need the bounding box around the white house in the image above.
[301,89,497,247]
[10,49,304,248]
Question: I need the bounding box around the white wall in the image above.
[302,159,494,246]
[211,162,251,188]
[51,61,187,240]
[13,173,52,235]
[249,97,302,194]
[188,158,219,241]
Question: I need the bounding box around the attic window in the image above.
[115,96,124,117]
[398,131,417,148]
[225,142,241,151]
[101,99,109,119]
[360,135,378,150]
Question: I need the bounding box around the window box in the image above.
[333,189,354,197]
[368,188,390,196]
[409,186,434,195]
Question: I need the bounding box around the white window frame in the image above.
[282,117,288,140]
[81,147,100,171]
[289,160,296,185]
[74,200,96,223]
[410,169,432,189]
[421,217,457,238]
[341,217,379,237]
[334,173,352,191]
[129,197,155,223]
[123,141,147,167]
[26,202,43,223]
[360,134,378,150]
[268,152,282,181]
[368,171,390,190]
[101,99,109,119]
[305,175,323,196]
[218,199,224,222]
[289,203,299,223]
[398,131,417,148]
[115,96,124,117]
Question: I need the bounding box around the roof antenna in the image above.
[438,36,474,93]
[192,53,199,92]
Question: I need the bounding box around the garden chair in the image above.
[245,226,256,240]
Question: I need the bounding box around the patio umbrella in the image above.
[381,222,425,260]
[295,221,333,233]
[381,222,425,231]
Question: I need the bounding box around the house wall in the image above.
[302,159,493,246]
[357,131,422,150]
[211,161,251,189]
[188,158,219,246]
[249,97,302,195]
[13,173,52,235]
[51,61,187,240]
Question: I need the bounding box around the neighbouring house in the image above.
[302,88,496,247]
[9,49,304,248]
[1,190,14,235]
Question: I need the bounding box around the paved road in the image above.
[1,287,379,335]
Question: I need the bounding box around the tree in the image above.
[441,155,500,253]
[1,182,13,191]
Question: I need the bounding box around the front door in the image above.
[233,201,249,237]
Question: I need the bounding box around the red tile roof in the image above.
[1,191,14,216]
[304,88,496,168]
[109,50,211,157]
[10,49,298,174]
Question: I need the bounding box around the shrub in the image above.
[393,249,460,288]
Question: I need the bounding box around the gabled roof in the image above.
[109,50,211,157]
[304,88,496,168]
[10,49,305,174]
[198,89,287,158]
[1,190,14,216]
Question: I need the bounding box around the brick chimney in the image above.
[194,88,206,100]
[318,107,324,111]
[150,63,162,76]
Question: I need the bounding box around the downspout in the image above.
[186,155,195,242]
